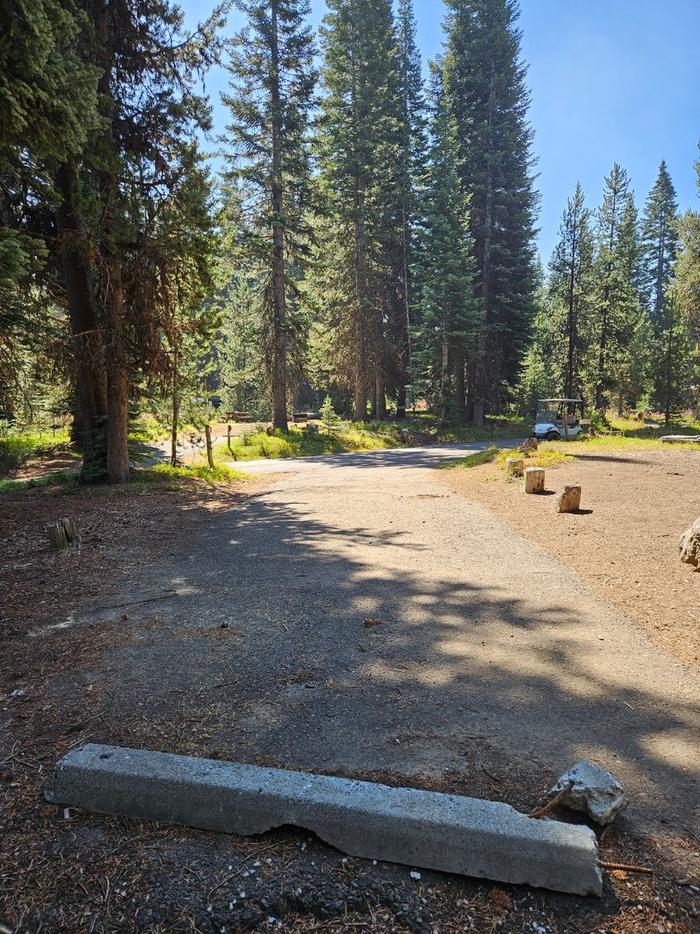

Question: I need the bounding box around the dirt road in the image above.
[57,443,699,837]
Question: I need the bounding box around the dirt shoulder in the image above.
[439,446,700,669]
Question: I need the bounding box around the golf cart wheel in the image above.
[545,430,559,441]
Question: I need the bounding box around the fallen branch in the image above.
[527,781,573,819]
[600,860,654,875]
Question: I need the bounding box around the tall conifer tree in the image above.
[641,160,679,326]
[223,0,316,431]
[547,183,595,400]
[674,146,700,413]
[443,0,537,422]
[415,67,479,423]
[393,0,426,416]
[591,165,644,411]
[316,0,402,419]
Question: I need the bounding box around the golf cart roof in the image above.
[538,398,584,404]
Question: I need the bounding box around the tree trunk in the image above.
[375,371,386,420]
[454,347,466,418]
[171,389,179,467]
[270,0,288,432]
[204,424,214,468]
[93,0,130,484]
[54,161,108,482]
[396,385,407,420]
[105,265,130,483]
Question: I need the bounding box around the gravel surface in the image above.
[2,444,699,931]
[70,442,699,836]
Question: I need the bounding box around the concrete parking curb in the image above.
[46,744,602,896]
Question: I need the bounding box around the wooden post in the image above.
[523,467,545,494]
[505,457,524,478]
[556,485,582,513]
[204,424,214,469]
[47,518,80,550]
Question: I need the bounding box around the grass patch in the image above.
[441,446,499,469]
[215,415,531,464]
[498,447,575,469]
[133,463,249,485]
[443,444,575,474]
[0,469,77,495]
[216,423,400,462]
[0,428,73,474]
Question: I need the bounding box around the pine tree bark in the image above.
[94,0,130,483]
[269,0,288,432]
[454,347,466,418]
[171,348,179,467]
[54,161,108,482]
[104,264,130,483]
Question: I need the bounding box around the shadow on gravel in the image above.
[87,488,700,835]
[5,485,699,932]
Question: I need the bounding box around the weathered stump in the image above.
[505,457,524,478]
[556,484,582,513]
[47,518,80,551]
[523,467,545,494]
[519,437,538,454]
[679,518,700,570]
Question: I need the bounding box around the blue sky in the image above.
[181,0,700,261]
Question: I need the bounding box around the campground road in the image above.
[76,442,700,838]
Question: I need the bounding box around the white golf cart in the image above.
[533,398,586,441]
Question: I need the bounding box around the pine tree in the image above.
[590,165,645,412]
[641,160,679,326]
[316,0,402,420]
[414,67,479,423]
[443,0,537,422]
[674,146,700,415]
[393,0,426,416]
[0,0,99,420]
[222,0,316,432]
[611,193,653,413]
[54,0,223,482]
[547,183,595,400]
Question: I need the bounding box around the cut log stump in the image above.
[47,518,80,551]
[505,457,524,478]
[523,466,545,494]
[556,484,582,513]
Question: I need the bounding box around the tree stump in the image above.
[47,518,80,551]
[523,466,545,494]
[679,518,700,570]
[556,484,582,513]
[505,457,524,478]
[519,437,538,454]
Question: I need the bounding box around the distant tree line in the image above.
[521,158,700,424]
[1,0,698,483]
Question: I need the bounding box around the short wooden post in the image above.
[556,484,582,513]
[47,518,80,550]
[505,457,524,478]
[523,466,545,494]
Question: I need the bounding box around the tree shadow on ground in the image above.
[71,487,700,841]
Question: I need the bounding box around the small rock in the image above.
[551,758,627,825]
[519,437,538,454]
[410,870,421,880]
[679,518,700,570]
